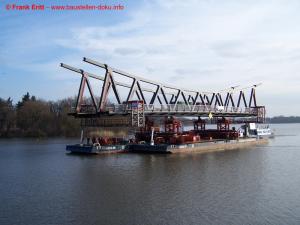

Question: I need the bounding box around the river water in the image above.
[0,124,300,225]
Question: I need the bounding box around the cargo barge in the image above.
[66,137,268,154]
[66,118,271,154]
[66,144,127,154]
[127,138,268,154]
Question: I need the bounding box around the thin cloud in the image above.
[114,47,143,56]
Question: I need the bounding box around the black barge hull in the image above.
[66,144,128,154]
[66,138,268,154]
[127,138,268,154]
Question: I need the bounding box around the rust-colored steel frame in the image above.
[60,58,260,117]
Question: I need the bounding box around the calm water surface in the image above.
[1,124,300,225]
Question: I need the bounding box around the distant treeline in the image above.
[0,93,80,138]
[266,116,300,124]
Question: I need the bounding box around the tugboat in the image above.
[245,123,274,139]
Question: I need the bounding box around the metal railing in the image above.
[143,104,254,114]
[71,104,256,115]
[106,104,255,114]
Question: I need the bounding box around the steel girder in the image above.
[60,58,260,117]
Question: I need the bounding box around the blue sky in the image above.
[1,0,300,116]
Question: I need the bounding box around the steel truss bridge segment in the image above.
[60,57,263,119]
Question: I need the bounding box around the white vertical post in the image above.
[150,127,154,146]
[80,129,84,145]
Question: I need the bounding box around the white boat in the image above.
[247,123,274,138]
